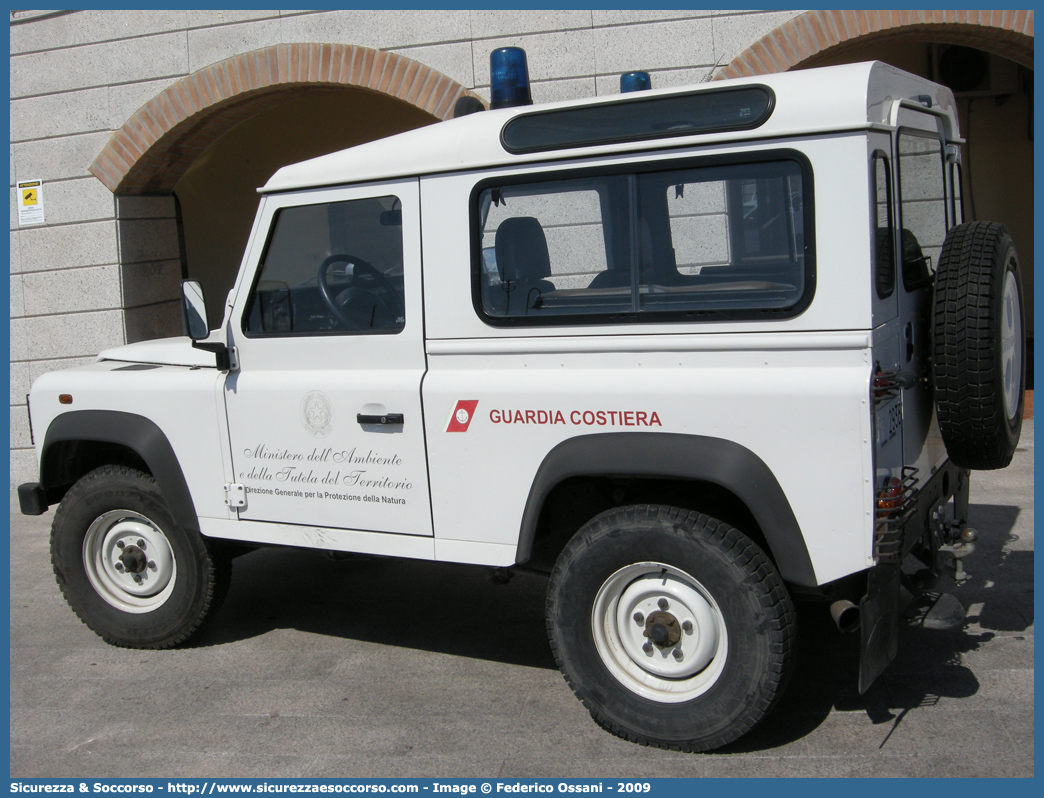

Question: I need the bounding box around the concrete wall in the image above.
[10,9,801,487]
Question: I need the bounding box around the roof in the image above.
[262,61,958,194]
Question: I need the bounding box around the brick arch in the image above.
[89,43,482,194]
[717,10,1033,80]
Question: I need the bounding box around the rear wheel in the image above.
[51,465,230,648]
[933,221,1025,469]
[546,505,795,752]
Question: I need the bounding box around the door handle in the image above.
[357,413,404,426]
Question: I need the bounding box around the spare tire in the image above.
[933,222,1025,469]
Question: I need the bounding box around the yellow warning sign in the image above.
[17,179,44,226]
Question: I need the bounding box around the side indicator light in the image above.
[876,477,904,511]
[59,394,73,405]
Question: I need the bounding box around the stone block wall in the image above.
[9,9,801,486]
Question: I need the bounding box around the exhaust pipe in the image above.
[830,600,861,633]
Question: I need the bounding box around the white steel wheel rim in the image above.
[591,562,728,704]
[82,509,177,614]
[1001,269,1022,421]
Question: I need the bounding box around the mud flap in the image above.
[858,562,900,693]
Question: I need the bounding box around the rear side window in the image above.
[873,153,895,300]
[501,86,774,153]
[479,179,629,317]
[473,154,813,325]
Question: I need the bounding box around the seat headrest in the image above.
[495,216,551,283]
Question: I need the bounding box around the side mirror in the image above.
[181,279,209,341]
[181,279,233,371]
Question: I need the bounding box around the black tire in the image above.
[546,505,795,752]
[933,222,1025,469]
[50,465,231,648]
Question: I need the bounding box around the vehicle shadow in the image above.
[719,502,1031,753]
[195,549,558,670]
[191,501,1030,753]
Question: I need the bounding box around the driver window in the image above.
[244,195,405,335]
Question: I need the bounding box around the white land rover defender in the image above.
[20,55,1025,752]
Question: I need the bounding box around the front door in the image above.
[223,178,432,536]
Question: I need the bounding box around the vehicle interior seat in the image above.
[493,216,557,314]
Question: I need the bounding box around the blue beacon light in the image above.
[490,47,533,110]
[620,71,652,93]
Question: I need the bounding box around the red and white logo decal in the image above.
[446,400,479,432]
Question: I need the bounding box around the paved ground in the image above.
[9,425,1034,778]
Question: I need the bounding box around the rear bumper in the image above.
[901,459,971,558]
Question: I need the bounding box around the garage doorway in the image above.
[89,44,478,336]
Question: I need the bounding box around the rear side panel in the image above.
[420,135,878,585]
[422,338,874,585]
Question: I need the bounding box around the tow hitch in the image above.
[901,501,978,631]
[858,461,973,691]
[938,522,978,585]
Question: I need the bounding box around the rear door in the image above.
[894,107,953,474]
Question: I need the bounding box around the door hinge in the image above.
[224,482,246,508]
[191,343,239,372]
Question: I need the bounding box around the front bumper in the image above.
[17,482,48,516]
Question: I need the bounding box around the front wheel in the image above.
[50,465,230,648]
[546,505,795,752]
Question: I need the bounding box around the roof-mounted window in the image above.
[501,85,774,155]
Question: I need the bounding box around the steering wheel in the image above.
[317,254,403,329]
